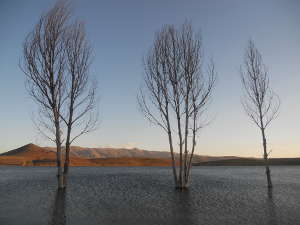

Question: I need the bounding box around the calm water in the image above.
[0,166,299,225]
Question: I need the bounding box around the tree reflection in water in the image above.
[49,189,66,225]
[267,188,278,225]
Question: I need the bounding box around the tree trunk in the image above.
[265,164,272,188]
[183,94,189,188]
[56,143,64,189]
[63,121,72,187]
[167,130,178,187]
[176,113,184,189]
[63,80,75,188]
[63,121,72,188]
[63,143,70,187]
[185,133,196,186]
[55,116,64,189]
[261,128,272,188]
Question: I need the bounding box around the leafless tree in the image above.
[61,21,98,187]
[22,1,98,189]
[240,40,280,189]
[21,1,70,189]
[138,23,216,189]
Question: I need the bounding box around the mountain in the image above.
[0,144,176,166]
[1,143,56,159]
[44,146,240,163]
[44,146,173,159]
[3,143,298,167]
[0,143,239,166]
[0,143,85,166]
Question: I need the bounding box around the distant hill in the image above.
[0,143,177,166]
[0,143,89,166]
[0,143,239,166]
[1,143,56,159]
[1,143,299,167]
[0,143,57,165]
[44,146,174,159]
[44,146,240,163]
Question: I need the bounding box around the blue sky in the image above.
[0,0,299,157]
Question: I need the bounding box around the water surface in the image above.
[0,166,299,225]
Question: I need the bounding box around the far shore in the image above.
[0,156,175,167]
[1,156,300,167]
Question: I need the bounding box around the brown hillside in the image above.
[0,143,91,166]
[90,158,175,167]
[5,143,297,167]
[0,144,175,166]
[1,143,56,159]
[43,146,240,163]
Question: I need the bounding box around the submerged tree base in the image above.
[175,185,189,191]
[58,186,66,190]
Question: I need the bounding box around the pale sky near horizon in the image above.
[0,0,299,157]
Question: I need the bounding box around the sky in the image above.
[0,0,299,157]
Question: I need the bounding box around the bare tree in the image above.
[22,1,70,189]
[61,21,98,187]
[138,23,216,189]
[240,40,280,189]
[22,1,98,189]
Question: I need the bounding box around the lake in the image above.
[0,166,299,225]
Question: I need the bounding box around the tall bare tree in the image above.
[61,21,98,187]
[22,1,98,189]
[240,40,280,189]
[138,23,216,189]
[22,1,70,189]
